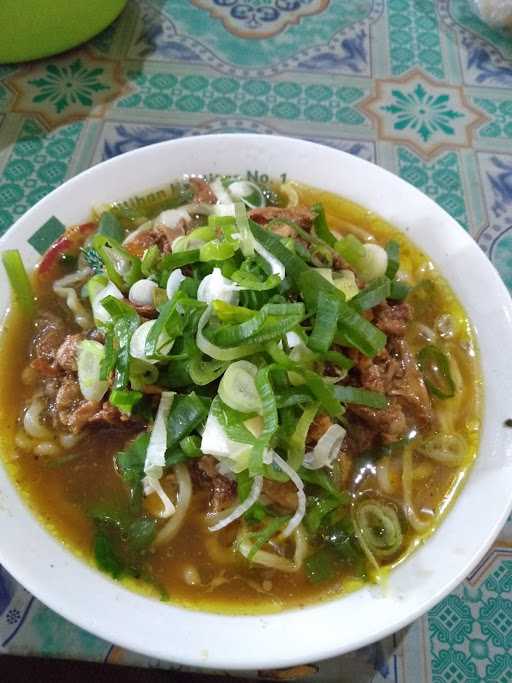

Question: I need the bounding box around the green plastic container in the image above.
[0,0,128,64]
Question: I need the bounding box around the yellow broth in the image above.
[0,182,481,613]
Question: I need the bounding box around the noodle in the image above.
[401,447,433,533]
[53,269,93,330]
[154,464,192,546]
[237,525,308,573]
[23,397,51,439]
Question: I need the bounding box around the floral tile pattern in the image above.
[4,52,127,128]
[361,69,486,157]
[1,0,512,681]
[189,0,330,39]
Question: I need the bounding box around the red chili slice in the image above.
[37,222,97,277]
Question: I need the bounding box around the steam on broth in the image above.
[0,177,480,613]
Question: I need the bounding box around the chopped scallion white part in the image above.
[197,267,240,305]
[142,475,175,519]
[244,415,264,438]
[356,244,388,282]
[218,360,262,414]
[272,452,306,538]
[77,340,109,402]
[93,280,123,323]
[228,181,265,209]
[197,305,259,361]
[213,203,236,217]
[143,391,175,515]
[208,475,263,532]
[166,268,186,301]
[201,412,251,471]
[303,424,346,470]
[254,239,285,279]
[285,331,303,348]
[288,343,316,386]
[334,269,359,300]
[130,320,174,363]
[228,181,255,199]
[156,207,191,229]
[315,268,334,284]
[235,202,255,256]
[210,178,233,205]
[128,278,157,307]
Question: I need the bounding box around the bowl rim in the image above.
[0,133,511,670]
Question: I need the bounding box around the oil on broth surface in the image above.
[0,182,481,613]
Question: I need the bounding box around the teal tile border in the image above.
[27,216,65,254]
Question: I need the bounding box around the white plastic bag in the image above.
[470,0,512,27]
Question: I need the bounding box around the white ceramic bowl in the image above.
[1,135,512,670]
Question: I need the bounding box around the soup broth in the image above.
[0,179,481,613]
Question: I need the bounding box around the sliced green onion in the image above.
[389,280,411,301]
[144,391,175,484]
[334,385,388,409]
[312,203,336,247]
[144,298,183,361]
[218,360,262,414]
[2,250,35,316]
[229,181,265,210]
[288,402,320,470]
[129,357,158,390]
[385,240,400,280]
[299,467,341,497]
[247,223,386,356]
[166,392,208,449]
[299,270,386,358]
[197,305,260,361]
[211,397,258,446]
[212,300,255,323]
[249,365,278,475]
[141,244,161,277]
[333,269,359,301]
[159,249,200,275]
[250,228,386,356]
[98,212,125,242]
[101,296,140,389]
[200,239,239,262]
[416,433,467,466]
[304,548,337,583]
[417,345,456,399]
[334,234,365,265]
[304,494,342,534]
[77,339,109,402]
[308,288,339,353]
[322,350,354,370]
[275,387,315,408]
[246,516,289,561]
[189,354,228,385]
[302,371,342,417]
[230,268,281,291]
[355,500,403,558]
[92,234,142,291]
[100,327,117,381]
[266,341,342,417]
[109,388,143,415]
[234,202,255,257]
[350,276,391,312]
[180,435,202,458]
[213,302,305,348]
[354,244,388,283]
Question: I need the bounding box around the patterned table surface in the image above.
[1,1,512,681]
